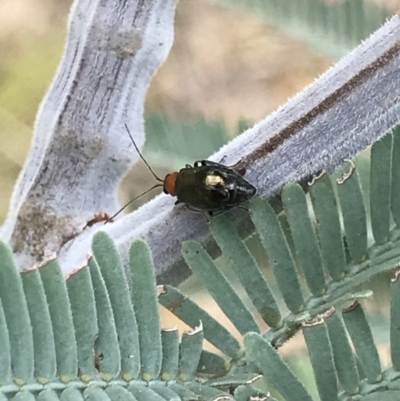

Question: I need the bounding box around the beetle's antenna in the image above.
[124,123,164,183]
[104,124,165,223]
[105,183,163,223]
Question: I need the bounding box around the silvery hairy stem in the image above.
[1,3,400,287]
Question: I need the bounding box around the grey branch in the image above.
[1,1,400,290]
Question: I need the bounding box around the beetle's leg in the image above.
[218,155,227,164]
[216,157,247,175]
[233,166,246,176]
[228,158,247,176]
[179,203,203,214]
[206,209,230,218]
[181,203,211,222]
[216,156,244,169]
[206,210,231,220]
[227,158,243,169]
[218,157,247,176]
[209,204,249,218]
[236,205,249,212]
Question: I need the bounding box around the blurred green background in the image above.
[0,1,397,397]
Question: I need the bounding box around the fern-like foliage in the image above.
[158,126,400,400]
[0,234,236,400]
[1,126,400,400]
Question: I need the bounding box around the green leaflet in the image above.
[210,215,281,327]
[245,332,312,401]
[92,232,140,378]
[88,257,120,378]
[160,328,179,381]
[310,174,347,281]
[325,312,360,395]
[370,134,392,244]
[21,270,56,381]
[40,260,77,380]
[0,242,33,382]
[335,163,368,264]
[67,266,98,378]
[129,240,162,381]
[302,320,338,401]
[182,240,259,335]
[178,323,204,382]
[0,297,10,384]
[158,285,243,359]
[282,183,326,296]
[251,197,304,313]
[342,303,382,383]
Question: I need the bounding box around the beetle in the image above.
[164,159,256,213]
[107,124,256,221]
